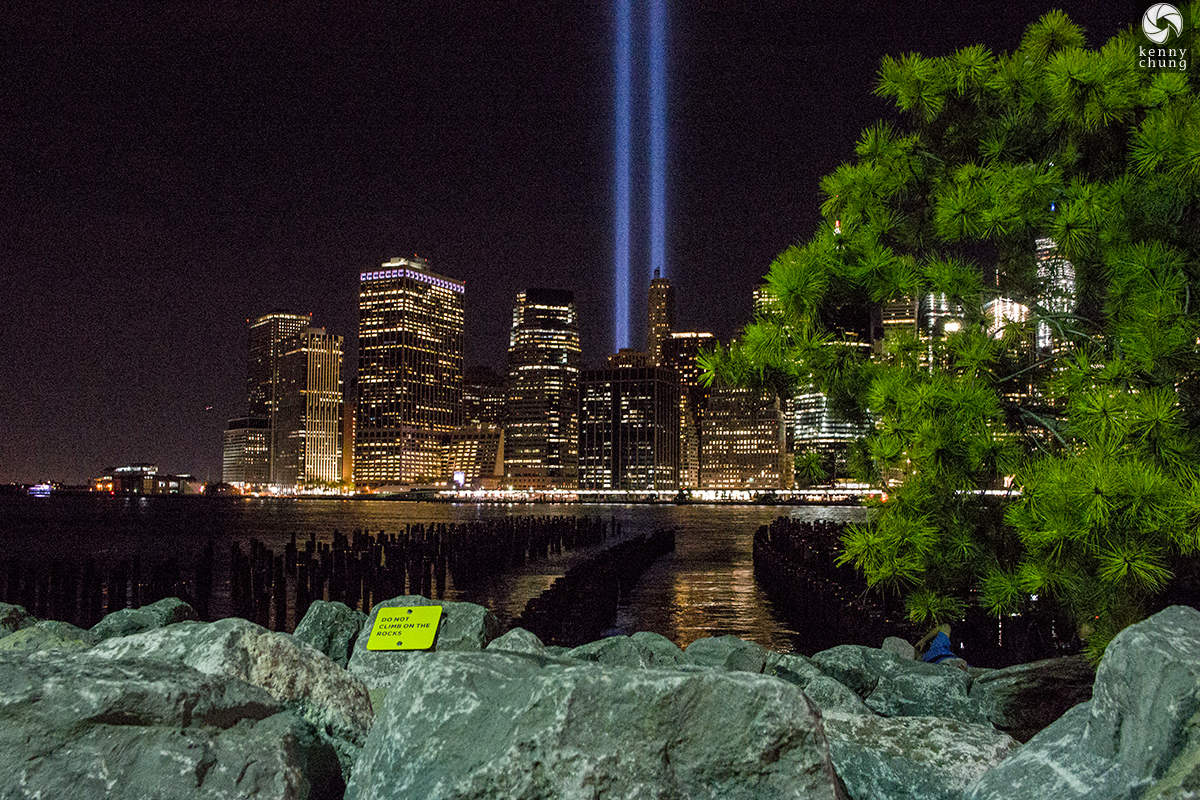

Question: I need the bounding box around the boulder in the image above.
[34,618,100,645]
[966,606,1200,799]
[88,616,373,778]
[346,650,847,800]
[766,652,872,715]
[812,644,986,724]
[293,599,367,668]
[882,635,916,660]
[0,649,343,800]
[865,665,987,724]
[963,702,1140,799]
[685,634,770,672]
[347,595,502,689]
[969,654,1094,742]
[567,631,690,668]
[0,625,93,652]
[487,626,549,656]
[823,711,1019,800]
[0,602,35,634]
[89,596,198,641]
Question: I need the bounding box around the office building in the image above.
[447,426,505,490]
[504,289,582,489]
[276,328,344,491]
[246,311,312,483]
[700,387,790,490]
[659,331,715,488]
[1035,236,1076,353]
[463,366,507,427]
[222,417,270,490]
[355,256,465,487]
[647,270,675,365]
[789,389,865,478]
[579,365,679,490]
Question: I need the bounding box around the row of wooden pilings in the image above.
[514,527,676,647]
[0,541,216,630]
[751,516,913,652]
[0,516,615,633]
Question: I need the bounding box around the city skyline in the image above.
[0,2,1132,484]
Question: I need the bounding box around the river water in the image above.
[0,495,866,654]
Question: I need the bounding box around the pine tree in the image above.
[702,8,1200,659]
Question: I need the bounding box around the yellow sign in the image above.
[366,606,444,651]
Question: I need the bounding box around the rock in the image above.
[685,634,770,672]
[0,649,344,800]
[89,596,198,641]
[811,643,986,724]
[567,631,689,668]
[811,644,907,697]
[865,664,987,724]
[294,600,367,668]
[347,650,847,800]
[0,602,35,634]
[487,626,549,656]
[765,652,872,715]
[969,654,1094,742]
[882,635,916,660]
[88,616,373,779]
[807,676,875,715]
[823,710,1019,800]
[34,618,100,645]
[0,626,93,652]
[347,595,502,689]
[966,606,1200,800]
[963,702,1140,799]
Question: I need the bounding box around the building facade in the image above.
[504,289,581,489]
[276,328,344,491]
[579,365,679,491]
[246,311,312,484]
[355,256,465,487]
[658,331,715,488]
[647,270,675,365]
[700,387,790,490]
[221,417,270,490]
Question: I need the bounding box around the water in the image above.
[0,495,865,654]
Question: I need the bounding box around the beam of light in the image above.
[614,0,632,352]
[649,0,666,282]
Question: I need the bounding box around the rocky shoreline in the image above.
[1,596,1196,799]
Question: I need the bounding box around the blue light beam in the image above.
[614,0,632,352]
[649,0,667,282]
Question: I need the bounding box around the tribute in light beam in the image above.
[613,0,632,352]
[649,0,666,283]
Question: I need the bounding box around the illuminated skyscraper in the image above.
[1035,236,1076,353]
[221,418,270,490]
[355,256,464,487]
[700,387,790,490]
[504,289,581,489]
[659,331,715,488]
[647,270,675,365]
[579,365,679,490]
[277,328,344,491]
[247,311,312,483]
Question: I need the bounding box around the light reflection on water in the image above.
[0,496,864,653]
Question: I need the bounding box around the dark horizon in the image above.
[0,1,1133,484]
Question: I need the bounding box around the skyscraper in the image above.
[647,270,675,365]
[355,256,465,488]
[579,364,679,491]
[221,417,270,490]
[247,311,312,484]
[700,387,790,490]
[659,331,714,489]
[1034,236,1076,354]
[276,328,344,491]
[504,289,582,489]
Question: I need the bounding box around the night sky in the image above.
[1,1,1135,485]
